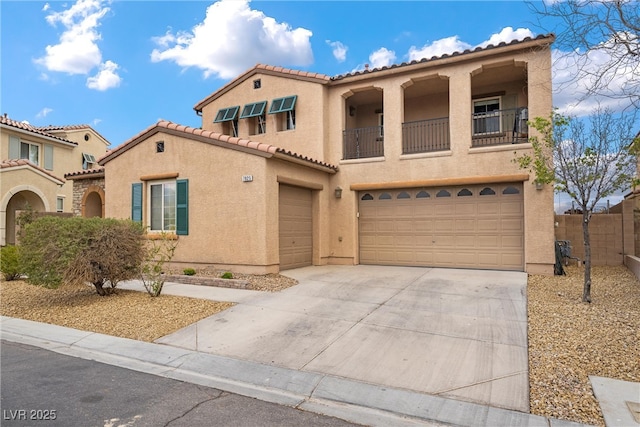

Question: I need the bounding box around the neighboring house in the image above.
[100,34,556,275]
[0,115,110,245]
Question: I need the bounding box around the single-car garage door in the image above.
[279,184,313,270]
[359,183,524,271]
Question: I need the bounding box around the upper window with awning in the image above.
[269,96,297,114]
[240,101,267,118]
[213,106,240,123]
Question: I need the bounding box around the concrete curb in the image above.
[0,316,592,427]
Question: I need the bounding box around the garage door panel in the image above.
[435,219,455,231]
[502,235,524,248]
[455,219,476,232]
[279,185,312,270]
[478,203,500,215]
[501,201,523,214]
[476,235,500,248]
[455,203,477,215]
[501,219,523,231]
[477,219,499,232]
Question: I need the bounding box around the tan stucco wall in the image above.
[104,131,333,273]
[201,73,328,161]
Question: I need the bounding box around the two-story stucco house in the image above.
[0,115,110,245]
[99,34,556,275]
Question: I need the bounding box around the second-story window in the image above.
[473,98,501,135]
[21,141,40,165]
[269,95,297,132]
[82,153,97,170]
[240,101,267,136]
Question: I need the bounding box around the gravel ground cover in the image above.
[528,265,640,426]
[1,266,638,426]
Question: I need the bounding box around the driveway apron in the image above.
[155,265,529,412]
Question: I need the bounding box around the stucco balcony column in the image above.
[448,71,472,156]
[383,84,404,159]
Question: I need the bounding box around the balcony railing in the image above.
[472,107,528,147]
[343,126,384,160]
[402,117,450,154]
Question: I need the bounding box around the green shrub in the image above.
[183,268,196,276]
[140,232,178,297]
[20,216,145,294]
[221,272,233,279]
[0,245,22,281]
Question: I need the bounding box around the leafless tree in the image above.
[529,0,639,110]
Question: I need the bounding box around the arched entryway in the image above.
[2,189,46,245]
[82,185,105,218]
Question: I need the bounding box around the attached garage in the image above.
[279,184,313,270]
[358,183,524,271]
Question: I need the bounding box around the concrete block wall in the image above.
[555,200,635,266]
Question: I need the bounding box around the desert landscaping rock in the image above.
[1,265,638,427]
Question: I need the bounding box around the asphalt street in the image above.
[0,340,362,427]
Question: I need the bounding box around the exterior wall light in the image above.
[335,186,343,198]
[535,181,544,190]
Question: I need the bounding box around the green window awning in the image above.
[269,95,297,114]
[239,101,267,118]
[213,106,240,123]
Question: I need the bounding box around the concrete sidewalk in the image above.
[1,316,588,427]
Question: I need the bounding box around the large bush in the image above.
[20,216,145,295]
[0,245,22,280]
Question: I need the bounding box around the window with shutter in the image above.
[131,183,143,223]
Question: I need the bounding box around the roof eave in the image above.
[0,123,78,147]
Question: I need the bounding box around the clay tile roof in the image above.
[0,159,66,184]
[274,148,338,172]
[64,167,105,180]
[36,124,91,131]
[100,120,337,172]
[194,63,331,112]
[0,115,78,145]
[330,33,555,81]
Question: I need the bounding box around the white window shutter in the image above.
[44,144,54,170]
[9,135,20,159]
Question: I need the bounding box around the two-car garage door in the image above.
[359,183,524,271]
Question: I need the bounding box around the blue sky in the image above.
[1,0,636,211]
[2,0,561,146]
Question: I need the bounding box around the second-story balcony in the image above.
[402,117,450,154]
[343,126,384,160]
[471,107,528,147]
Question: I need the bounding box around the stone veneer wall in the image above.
[71,177,105,217]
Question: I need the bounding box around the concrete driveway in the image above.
[156,265,529,412]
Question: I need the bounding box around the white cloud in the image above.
[151,0,313,80]
[408,36,472,61]
[327,40,348,63]
[35,0,108,74]
[36,108,53,118]
[34,0,121,91]
[87,60,121,91]
[369,47,396,69]
[477,27,535,48]
[407,28,534,63]
[552,34,639,115]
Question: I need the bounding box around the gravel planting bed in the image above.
[1,265,638,426]
[528,265,640,426]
